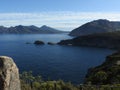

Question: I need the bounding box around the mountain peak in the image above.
[40,25,55,30]
[39,25,64,33]
[42,25,48,27]
[40,25,50,29]
[69,19,120,36]
[93,19,110,22]
[0,25,65,34]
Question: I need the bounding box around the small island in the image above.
[34,40,45,45]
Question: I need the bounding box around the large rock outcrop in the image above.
[0,56,21,90]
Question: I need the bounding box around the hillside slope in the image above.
[85,52,120,84]
[58,31,120,49]
[70,19,120,36]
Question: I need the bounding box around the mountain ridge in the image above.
[69,19,120,36]
[0,25,66,34]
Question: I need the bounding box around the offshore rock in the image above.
[34,40,45,45]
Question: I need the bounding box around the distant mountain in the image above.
[0,25,65,34]
[39,25,65,34]
[69,19,120,36]
[58,31,120,49]
[0,26,8,33]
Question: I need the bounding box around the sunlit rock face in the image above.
[0,56,21,90]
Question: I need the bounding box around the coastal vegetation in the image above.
[20,71,120,90]
[85,52,120,85]
[58,31,120,49]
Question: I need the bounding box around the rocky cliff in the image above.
[0,56,21,90]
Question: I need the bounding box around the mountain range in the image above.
[0,25,66,34]
[69,19,120,36]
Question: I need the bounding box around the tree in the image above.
[94,71,108,84]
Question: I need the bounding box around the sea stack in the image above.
[0,56,21,90]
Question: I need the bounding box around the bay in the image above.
[0,34,115,84]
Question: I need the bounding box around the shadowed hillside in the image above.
[58,31,120,49]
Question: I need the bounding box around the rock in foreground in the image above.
[0,56,21,90]
[34,40,45,45]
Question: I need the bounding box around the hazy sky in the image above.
[0,0,120,31]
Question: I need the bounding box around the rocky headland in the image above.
[85,51,120,85]
[58,31,120,49]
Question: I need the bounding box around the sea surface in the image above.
[0,34,115,84]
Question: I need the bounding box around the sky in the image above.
[0,0,120,31]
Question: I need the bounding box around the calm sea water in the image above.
[0,34,115,84]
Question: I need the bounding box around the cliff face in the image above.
[0,56,21,90]
[85,52,120,84]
